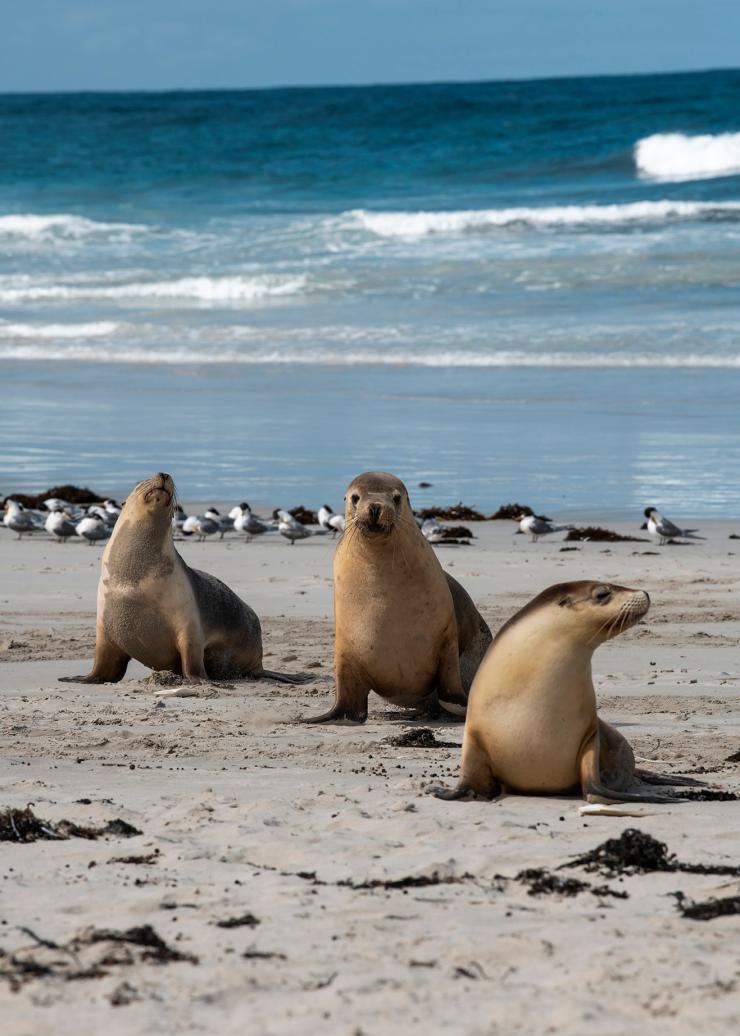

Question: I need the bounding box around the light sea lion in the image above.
[306,471,492,723]
[59,473,306,687]
[434,580,698,803]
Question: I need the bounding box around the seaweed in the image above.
[515,868,627,899]
[0,806,140,843]
[2,485,103,510]
[489,503,536,520]
[0,925,196,991]
[287,505,318,525]
[215,913,260,929]
[565,526,649,543]
[385,728,458,749]
[564,828,740,877]
[417,503,487,521]
[674,893,740,921]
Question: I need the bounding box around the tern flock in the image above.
[2,494,706,549]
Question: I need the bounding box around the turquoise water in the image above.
[1,71,739,514]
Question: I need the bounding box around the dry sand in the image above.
[0,517,738,1034]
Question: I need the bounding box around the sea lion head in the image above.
[344,471,411,538]
[126,472,176,524]
[502,580,650,649]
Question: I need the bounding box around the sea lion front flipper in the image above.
[59,630,130,684]
[303,656,369,724]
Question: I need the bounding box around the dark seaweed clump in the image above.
[565,526,649,543]
[489,503,536,520]
[0,806,140,843]
[0,925,197,991]
[385,727,458,749]
[2,485,102,509]
[442,525,473,540]
[216,913,261,929]
[675,893,740,921]
[516,868,627,899]
[564,828,740,877]
[417,503,487,521]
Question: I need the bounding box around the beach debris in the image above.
[417,503,487,522]
[725,750,740,763]
[243,948,287,960]
[385,728,458,749]
[729,534,740,540]
[563,828,740,877]
[564,526,648,543]
[515,868,627,899]
[215,913,261,929]
[108,851,159,865]
[674,892,740,922]
[579,804,658,818]
[0,925,197,991]
[0,806,140,843]
[489,503,537,520]
[674,788,738,802]
[418,481,433,488]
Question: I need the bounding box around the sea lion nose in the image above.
[156,472,170,482]
[368,503,381,524]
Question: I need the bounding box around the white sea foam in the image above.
[1,344,738,368]
[0,274,307,304]
[0,213,148,240]
[0,321,119,339]
[346,200,740,237]
[635,132,740,181]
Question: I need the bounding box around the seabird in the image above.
[515,513,573,542]
[643,507,704,545]
[277,510,311,545]
[318,505,345,538]
[233,503,269,541]
[45,508,77,543]
[182,513,220,542]
[3,500,36,539]
[75,512,112,545]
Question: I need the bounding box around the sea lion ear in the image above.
[558,595,572,608]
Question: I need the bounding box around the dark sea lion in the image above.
[306,471,492,723]
[59,473,306,688]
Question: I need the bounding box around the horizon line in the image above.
[1,63,738,99]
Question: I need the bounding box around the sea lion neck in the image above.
[104,510,177,585]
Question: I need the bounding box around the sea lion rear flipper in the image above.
[429,782,501,802]
[260,669,312,685]
[634,769,706,788]
[580,735,681,805]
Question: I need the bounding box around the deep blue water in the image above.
[1,70,739,514]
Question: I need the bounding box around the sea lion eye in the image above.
[558,596,571,608]
[593,586,612,602]
[351,494,360,507]
[392,493,401,505]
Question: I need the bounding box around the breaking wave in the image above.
[0,321,119,339]
[2,344,739,368]
[0,274,308,304]
[635,132,740,181]
[0,213,148,241]
[346,199,740,237]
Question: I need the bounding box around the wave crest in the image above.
[346,200,740,237]
[0,274,307,304]
[0,213,148,241]
[2,344,739,368]
[635,132,740,181]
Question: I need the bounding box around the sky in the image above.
[1,0,739,93]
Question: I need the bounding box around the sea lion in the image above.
[306,472,492,723]
[434,580,697,803]
[59,473,306,687]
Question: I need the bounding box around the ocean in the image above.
[1,69,739,516]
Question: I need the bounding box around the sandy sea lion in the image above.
[306,472,492,723]
[59,473,306,688]
[434,580,698,803]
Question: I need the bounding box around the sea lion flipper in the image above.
[59,634,130,684]
[429,783,499,802]
[259,669,312,685]
[580,734,681,805]
[304,657,369,723]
